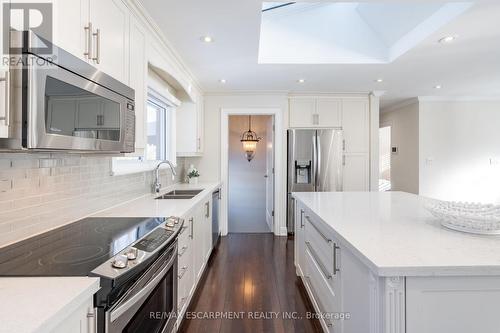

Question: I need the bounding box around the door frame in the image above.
[220,108,285,236]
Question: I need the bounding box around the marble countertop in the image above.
[293,191,500,277]
[92,182,221,218]
[0,277,99,333]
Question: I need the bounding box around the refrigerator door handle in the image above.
[316,134,321,191]
[312,134,317,191]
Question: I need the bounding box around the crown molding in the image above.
[418,96,500,102]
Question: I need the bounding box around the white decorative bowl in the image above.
[425,200,500,235]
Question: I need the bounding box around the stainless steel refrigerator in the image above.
[287,129,344,234]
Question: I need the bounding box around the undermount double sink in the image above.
[155,189,204,200]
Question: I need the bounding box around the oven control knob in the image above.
[126,248,138,260]
[112,254,128,269]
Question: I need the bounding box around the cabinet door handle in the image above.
[0,71,10,126]
[333,243,340,275]
[84,22,93,59]
[205,202,210,218]
[178,266,188,279]
[306,242,332,280]
[300,209,305,228]
[92,28,100,64]
[178,246,188,257]
[179,226,188,235]
[305,215,332,244]
[197,138,201,150]
[86,307,96,333]
[189,218,194,239]
[342,139,346,151]
[342,154,346,166]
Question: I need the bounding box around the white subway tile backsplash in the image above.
[0,153,185,247]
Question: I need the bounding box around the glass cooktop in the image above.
[0,217,166,276]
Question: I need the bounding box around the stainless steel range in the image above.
[0,216,184,333]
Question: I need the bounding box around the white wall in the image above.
[380,101,419,194]
[228,115,272,233]
[419,100,500,204]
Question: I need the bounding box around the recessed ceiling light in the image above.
[375,78,384,83]
[434,85,442,89]
[201,35,214,43]
[219,79,226,84]
[297,79,305,83]
[438,35,457,44]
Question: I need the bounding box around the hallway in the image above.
[178,234,322,333]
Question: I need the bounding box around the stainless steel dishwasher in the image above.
[212,189,220,248]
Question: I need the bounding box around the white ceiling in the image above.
[139,0,500,109]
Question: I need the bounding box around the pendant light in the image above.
[240,115,261,162]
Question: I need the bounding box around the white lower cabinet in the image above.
[51,297,95,333]
[177,191,217,327]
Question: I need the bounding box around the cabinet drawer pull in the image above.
[333,243,340,275]
[306,242,332,280]
[305,276,334,328]
[178,246,188,257]
[189,218,194,239]
[178,266,188,279]
[205,202,210,218]
[305,215,332,243]
[86,307,96,333]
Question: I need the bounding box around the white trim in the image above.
[220,108,286,236]
[418,95,500,102]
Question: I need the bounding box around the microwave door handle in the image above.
[0,71,10,126]
[109,251,176,323]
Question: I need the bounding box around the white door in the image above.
[342,99,369,153]
[343,153,369,191]
[265,117,275,232]
[89,0,129,82]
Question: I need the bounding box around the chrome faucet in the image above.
[152,160,177,193]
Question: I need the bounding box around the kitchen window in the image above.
[111,88,177,176]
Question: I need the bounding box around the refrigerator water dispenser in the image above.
[295,160,312,184]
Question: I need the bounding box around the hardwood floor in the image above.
[178,233,322,333]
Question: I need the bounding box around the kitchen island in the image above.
[293,191,500,333]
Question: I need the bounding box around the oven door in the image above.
[25,54,135,152]
[106,243,178,333]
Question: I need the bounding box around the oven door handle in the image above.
[109,251,176,323]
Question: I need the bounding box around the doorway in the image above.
[379,125,392,191]
[228,115,274,233]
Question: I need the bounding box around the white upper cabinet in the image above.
[342,99,369,153]
[289,97,342,128]
[50,0,129,82]
[316,98,342,127]
[176,94,204,156]
[289,98,316,127]
[128,15,147,152]
[51,0,88,60]
[0,1,9,137]
[89,0,129,83]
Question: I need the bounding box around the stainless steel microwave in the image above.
[0,31,135,153]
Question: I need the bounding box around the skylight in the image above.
[258,2,473,64]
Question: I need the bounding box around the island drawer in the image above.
[304,212,335,276]
[305,246,337,331]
